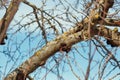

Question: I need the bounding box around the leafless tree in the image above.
[0,0,120,80]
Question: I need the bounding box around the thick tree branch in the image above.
[100,18,120,26]
[4,25,86,80]
[96,26,120,47]
[4,0,117,80]
[4,23,120,80]
[0,0,23,45]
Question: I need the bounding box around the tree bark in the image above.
[4,0,120,80]
[4,22,120,80]
[0,0,23,44]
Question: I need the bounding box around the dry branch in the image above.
[5,0,120,80]
[0,0,23,44]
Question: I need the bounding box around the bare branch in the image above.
[0,0,23,44]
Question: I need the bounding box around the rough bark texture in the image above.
[4,25,120,80]
[4,27,85,80]
[4,0,120,80]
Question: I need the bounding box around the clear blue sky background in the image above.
[0,0,120,80]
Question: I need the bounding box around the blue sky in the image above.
[0,0,120,80]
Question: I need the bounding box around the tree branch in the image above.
[4,25,86,80]
[4,0,117,80]
[100,18,120,26]
[0,0,23,45]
